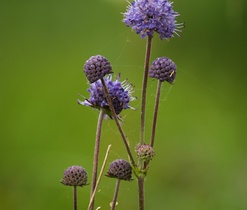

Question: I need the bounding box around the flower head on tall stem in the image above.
[123,0,184,39]
[149,57,177,149]
[149,57,177,84]
[61,166,88,210]
[84,55,113,83]
[61,165,88,187]
[78,74,136,118]
[106,159,132,210]
[106,159,133,181]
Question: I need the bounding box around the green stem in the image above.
[143,80,162,170]
[111,179,121,210]
[138,35,153,210]
[138,177,145,210]
[150,80,162,148]
[100,78,136,167]
[140,36,153,145]
[73,186,77,210]
[89,108,104,210]
[88,145,112,210]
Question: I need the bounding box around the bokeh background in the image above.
[1,0,247,209]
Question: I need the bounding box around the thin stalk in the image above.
[143,80,162,170]
[88,145,112,210]
[89,108,104,210]
[150,80,162,148]
[138,35,152,210]
[73,186,77,210]
[138,177,145,210]
[140,35,153,145]
[111,179,121,210]
[100,78,136,167]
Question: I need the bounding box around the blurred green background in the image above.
[1,0,247,209]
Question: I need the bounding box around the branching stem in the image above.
[138,177,145,210]
[101,78,136,167]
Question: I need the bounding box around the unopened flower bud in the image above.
[106,159,132,181]
[135,144,155,161]
[83,55,113,83]
[149,57,176,84]
[61,165,88,187]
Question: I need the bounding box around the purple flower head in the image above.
[149,57,176,83]
[83,55,113,84]
[123,0,183,39]
[78,74,136,118]
[106,159,132,181]
[61,166,88,187]
[135,143,155,161]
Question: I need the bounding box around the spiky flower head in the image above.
[83,55,113,83]
[61,166,88,187]
[123,0,183,39]
[135,143,155,161]
[78,74,136,118]
[106,159,132,181]
[149,57,176,84]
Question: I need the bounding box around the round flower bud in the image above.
[61,165,88,187]
[149,57,176,84]
[106,159,132,181]
[83,55,113,83]
[135,144,155,161]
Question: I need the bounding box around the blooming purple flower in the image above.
[78,74,136,118]
[123,0,183,39]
